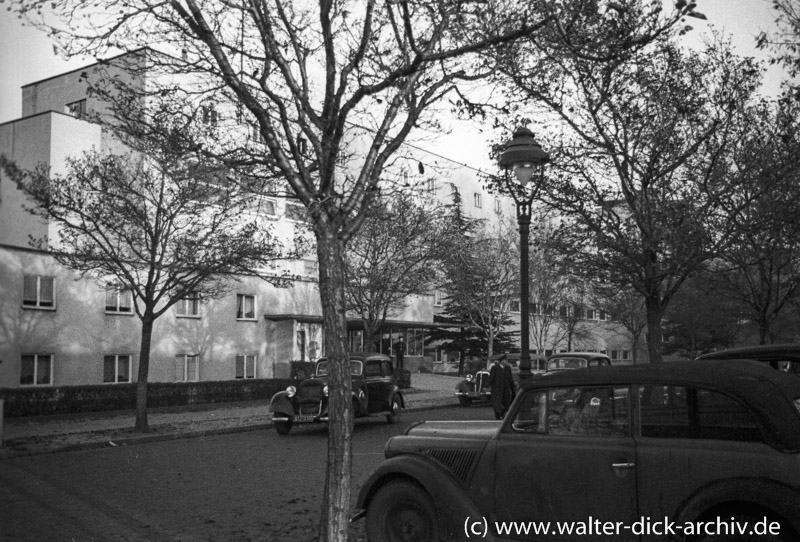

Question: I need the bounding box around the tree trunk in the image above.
[316,232,353,542]
[135,313,155,432]
[645,296,665,364]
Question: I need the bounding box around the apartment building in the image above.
[0,51,639,390]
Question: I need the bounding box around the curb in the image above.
[1,398,465,458]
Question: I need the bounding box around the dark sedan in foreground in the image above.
[353,360,800,541]
[269,353,404,435]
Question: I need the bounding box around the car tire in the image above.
[386,396,401,424]
[274,420,293,436]
[458,396,472,407]
[695,514,789,542]
[366,480,438,542]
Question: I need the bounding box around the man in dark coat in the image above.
[490,354,516,419]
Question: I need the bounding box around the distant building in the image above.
[0,51,641,390]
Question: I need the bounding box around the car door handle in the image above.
[612,462,635,469]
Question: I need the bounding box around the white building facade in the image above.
[0,53,640,390]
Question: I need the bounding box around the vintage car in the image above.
[455,355,547,406]
[268,353,404,435]
[353,360,800,541]
[546,351,612,372]
[696,343,800,375]
[454,370,491,407]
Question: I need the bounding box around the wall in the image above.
[0,245,324,388]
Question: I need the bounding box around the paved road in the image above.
[0,405,494,542]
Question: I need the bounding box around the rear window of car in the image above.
[316,360,363,377]
[547,358,587,370]
[638,385,762,442]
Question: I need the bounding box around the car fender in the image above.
[388,389,405,409]
[269,392,295,416]
[355,454,494,542]
[672,477,800,537]
[352,386,369,415]
[455,380,474,394]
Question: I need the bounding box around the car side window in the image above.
[638,385,762,442]
[511,391,547,433]
[512,387,629,436]
[365,360,382,377]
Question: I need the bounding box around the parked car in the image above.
[507,353,548,376]
[546,351,612,372]
[455,355,548,406]
[454,369,491,407]
[269,353,404,435]
[696,343,800,375]
[353,360,800,541]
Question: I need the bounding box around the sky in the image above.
[0,0,789,170]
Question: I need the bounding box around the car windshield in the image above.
[548,357,588,370]
[316,360,363,377]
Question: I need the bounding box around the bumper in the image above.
[454,391,490,399]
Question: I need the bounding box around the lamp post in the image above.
[499,127,550,379]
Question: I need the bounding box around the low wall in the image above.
[0,378,295,418]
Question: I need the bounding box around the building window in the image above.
[427,178,437,192]
[235,355,256,379]
[21,354,53,386]
[105,284,133,314]
[176,292,200,317]
[23,275,55,309]
[433,290,444,307]
[104,355,131,383]
[201,105,218,125]
[494,198,501,213]
[175,354,199,382]
[304,260,319,277]
[262,199,277,216]
[474,193,482,208]
[236,294,256,320]
[65,99,87,118]
[286,201,308,222]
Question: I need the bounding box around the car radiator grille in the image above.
[421,448,478,485]
[298,403,321,416]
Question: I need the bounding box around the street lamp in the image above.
[499,127,549,379]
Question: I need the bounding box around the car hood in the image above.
[386,421,501,457]
[384,421,502,484]
[403,420,502,439]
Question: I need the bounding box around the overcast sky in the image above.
[0,0,788,170]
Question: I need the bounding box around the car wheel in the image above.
[274,420,293,436]
[458,396,472,407]
[386,396,401,424]
[695,514,789,542]
[366,480,438,542]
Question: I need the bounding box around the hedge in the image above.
[0,378,296,418]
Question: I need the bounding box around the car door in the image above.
[634,384,774,542]
[364,358,390,413]
[494,385,638,541]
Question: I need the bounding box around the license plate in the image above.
[295,415,315,423]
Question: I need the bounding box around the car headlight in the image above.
[286,386,297,398]
[323,385,329,397]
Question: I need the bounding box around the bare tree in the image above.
[593,289,647,364]
[496,34,762,363]
[713,98,800,344]
[345,189,448,354]
[1,126,294,431]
